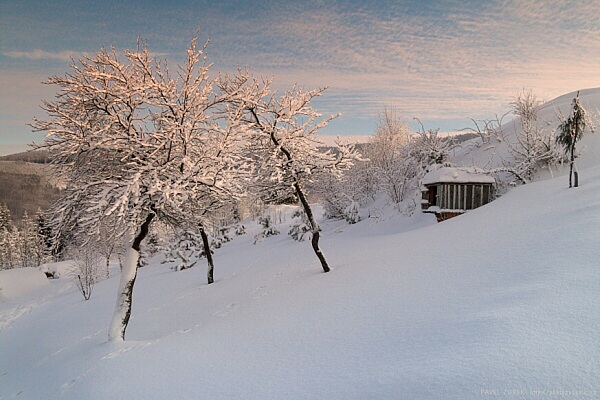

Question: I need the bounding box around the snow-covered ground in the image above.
[2,161,599,399]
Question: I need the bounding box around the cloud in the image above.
[2,0,600,138]
[3,49,170,62]
[233,0,600,130]
[3,49,77,61]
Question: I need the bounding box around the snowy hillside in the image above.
[2,163,599,399]
[453,87,600,176]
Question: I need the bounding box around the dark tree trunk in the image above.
[570,142,577,188]
[199,223,214,284]
[108,211,154,341]
[105,255,110,279]
[294,181,330,273]
[569,150,574,188]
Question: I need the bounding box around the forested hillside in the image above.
[0,160,61,223]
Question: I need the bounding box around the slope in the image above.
[1,166,599,399]
[453,87,600,179]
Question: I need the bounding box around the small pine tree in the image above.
[288,209,312,241]
[0,228,15,270]
[253,215,280,244]
[0,204,12,231]
[556,92,594,187]
[163,230,203,271]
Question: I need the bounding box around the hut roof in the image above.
[422,167,495,185]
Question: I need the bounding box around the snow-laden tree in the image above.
[31,36,249,341]
[17,211,42,268]
[504,90,563,182]
[0,203,11,231]
[163,229,205,271]
[0,206,43,270]
[91,215,127,279]
[220,77,357,272]
[556,91,594,188]
[408,122,452,169]
[367,108,413,205]
[70,245,103,301]
[172,196,240,284]
[0,204,15,269]
[312,166,365,223]
[35,208,55,264]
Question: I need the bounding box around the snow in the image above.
[2,87,600,399]
[0,268,49,301]
[39,260,75,278]
[315,134,370,147]
[422,166,496,185]
[2,163,600,399]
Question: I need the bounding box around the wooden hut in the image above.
[421,167,495,222]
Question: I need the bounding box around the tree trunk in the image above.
[294,182,330,273]
[105,252,111,280]
[108,212,154,341]
[570,142,577,188]
[199,223,214,284]
[569,151,574,188]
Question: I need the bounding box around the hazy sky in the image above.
[1,0,599,154]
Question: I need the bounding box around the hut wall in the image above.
[437,183,494,211]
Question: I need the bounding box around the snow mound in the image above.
[0,267,49,301]
[40,260,76,278]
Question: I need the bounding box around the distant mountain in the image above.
[0,160,62,223]
[0,149,51,164]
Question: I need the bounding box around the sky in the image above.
[1,0,600,155]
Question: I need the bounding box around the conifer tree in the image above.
[0,204,17,269]
[556,92,594,187]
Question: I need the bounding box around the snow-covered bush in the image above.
[366,108,414,205]
[234,224,246,236]
[288,210,311,241]
[211,226,233,249]
[253,215,280,244]
[70,246,103,301]
[364,111,455,211]
[163,230,205,271]
[344,201,361,224]
[498,90,564,184]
